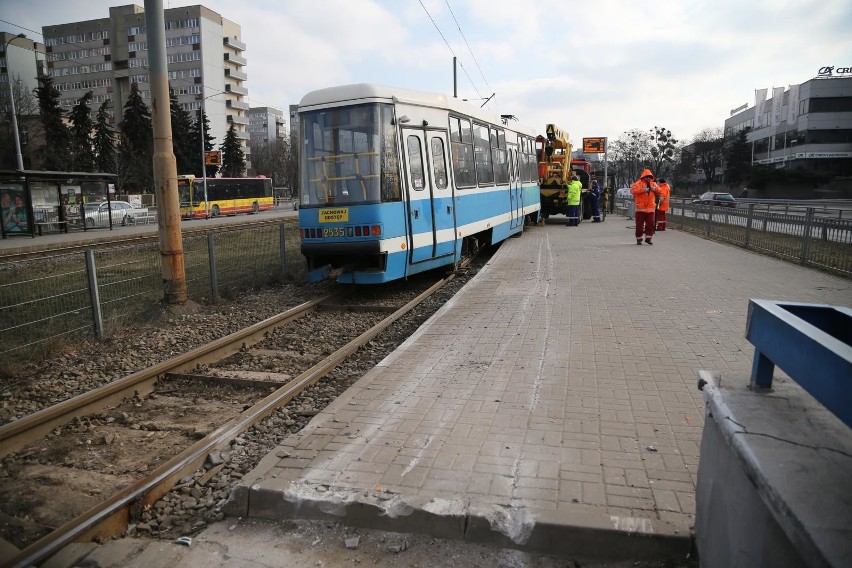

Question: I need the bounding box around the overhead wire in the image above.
[416,0,483,100]
[443,0,492,96]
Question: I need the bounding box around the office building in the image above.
[725,76,852,176]
[41,4,249,155]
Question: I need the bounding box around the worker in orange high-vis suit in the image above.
[656,178,671,231]
[630,168,662,245]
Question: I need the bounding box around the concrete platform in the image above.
[221,218,851,563]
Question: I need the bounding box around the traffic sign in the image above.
[582,137,606,154]
[205,151,222,166]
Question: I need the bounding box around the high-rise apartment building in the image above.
[41,4,248,156]
[246,106,285,147]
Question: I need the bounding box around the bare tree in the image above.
[0,73,41,169]
[690,127,726,183]
[609,129,652,186]
[649,125,678,177]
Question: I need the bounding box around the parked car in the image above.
[692,191,737,208]
[615,187,633,199]
[83,200,147,228]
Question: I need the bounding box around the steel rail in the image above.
[0,293,337,459]
[4,271,458,568]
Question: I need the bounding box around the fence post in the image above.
[744,204,754,248]
[208,233,219,301]
[706,206,712,238]
[801,208,815,265]
[85,250,104,340]
[279,223,287,276]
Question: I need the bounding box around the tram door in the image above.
[403,128,455,263]
[508,145,523,229]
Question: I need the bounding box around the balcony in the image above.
[227,114,249,125]
[226,99,249,111]
[225,83,248,96]
[224,68,247,81]
[223,37,246,51]
[235,130,250,140]
[223,53,247,66]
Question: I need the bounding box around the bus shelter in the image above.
[0,170,118,239]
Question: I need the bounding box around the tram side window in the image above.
[431,137,448,189]
[449,116,475,188]
[407,136,425,190]
[474,122,493,185]
[492,128,508,185]
[524,136,535,182]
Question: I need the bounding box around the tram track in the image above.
[1,258,476,568]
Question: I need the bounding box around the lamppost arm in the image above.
[4,33,27,171]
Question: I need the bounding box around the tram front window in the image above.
[299,103,400,207]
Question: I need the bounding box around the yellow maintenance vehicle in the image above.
[536,124,592,220]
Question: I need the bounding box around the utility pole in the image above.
[145,0,187,303]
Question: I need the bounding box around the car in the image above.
[83,200,147,228]
[615,187,633,199]
[692,191,737,208]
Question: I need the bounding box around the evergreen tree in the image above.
[219,122,245,177]
[190,109,217,177]
[34,75,72,171]
[93,100,116,173]
[118,82,153,192]
[723,129,752,189]
[169,88,196,175]
[69,91,95,172]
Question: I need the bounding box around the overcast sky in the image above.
[2,0,850,147]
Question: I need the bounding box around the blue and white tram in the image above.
[297,83,541,284]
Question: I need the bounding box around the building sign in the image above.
[817,66,852,78]
[754,152,851,164]
[582,137,606,154]
[730,103,748,116]
[806,152,852,158]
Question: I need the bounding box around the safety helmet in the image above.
[572,175,579,181]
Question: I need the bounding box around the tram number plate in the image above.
[319,208,349,223]
[323,227,345,238]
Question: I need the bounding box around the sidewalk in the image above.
[221,218,851,562]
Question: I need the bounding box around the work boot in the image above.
[636,239,642,245]
[645,238,653,245]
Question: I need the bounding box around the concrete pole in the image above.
[145,0,187,303]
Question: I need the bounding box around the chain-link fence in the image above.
[613,197,852,276]
[0,222,304,359]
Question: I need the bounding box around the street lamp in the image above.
[196,92,220,218]
[4,33,27,171]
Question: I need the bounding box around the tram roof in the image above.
[298,83,537,137]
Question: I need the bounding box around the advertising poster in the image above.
[1,183,30,234]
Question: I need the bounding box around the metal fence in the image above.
[613,197,852,276]
[0,222,304,358]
